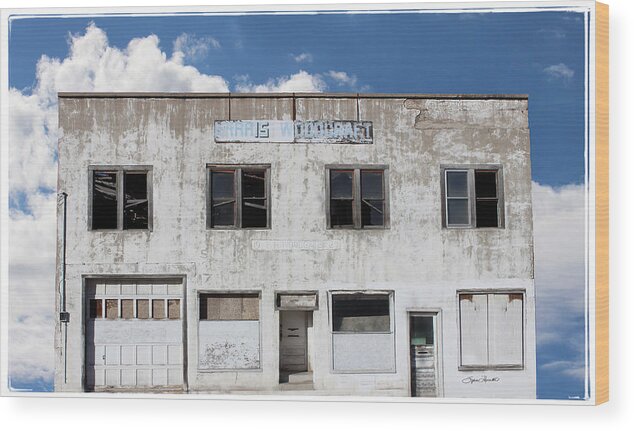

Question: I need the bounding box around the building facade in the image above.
[54,93,535,398]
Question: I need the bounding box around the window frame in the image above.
[87,165,153,232]
[329,291,394,335]
[440,165,505,229]
[206,164,271,230]
[457,290,525,371]
[197,290,263,372]
[325,164,390,230]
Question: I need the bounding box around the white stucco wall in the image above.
[54,93,535,398]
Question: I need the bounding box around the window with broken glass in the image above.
[90,167,151,230]
[208,166,270,229]
[442,166,503,228]
[327,167,388,229]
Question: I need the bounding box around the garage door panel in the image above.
[85,279,184,390]
[121,369,136,386]
[137,369,152,386]
[105,345,120,365]
[152,345,167,365]
[168,345,182,365]
[105,369,120,386]
[137,345,152,365]
[121,346,136,365]
[91,321,182,344]
[152,369,168,386]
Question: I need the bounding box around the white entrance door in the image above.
[279,311,308,372]
[85,279,184,391]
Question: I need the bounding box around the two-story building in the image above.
[54,92,535,398]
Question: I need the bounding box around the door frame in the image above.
[81,274,188,392]
[406,309,444,397]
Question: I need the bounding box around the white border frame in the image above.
[0,0,598,405]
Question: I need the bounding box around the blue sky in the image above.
[7,10,588,399]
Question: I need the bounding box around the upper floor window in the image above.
[327,166,389,229]
[207,165,270,229]
[90,167,151,230]
[442,166,504,228]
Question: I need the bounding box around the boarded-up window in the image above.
[137,299,150,319]
[105,299,118,319]
[168,299,180,320]
[152,299,165,319]
[332,294,391,333]
[459,294,488,366]
[199,294,259,321]
[459,293,523,368]
[121,299,134,319]
[89,299,103,319]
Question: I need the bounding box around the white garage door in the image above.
[85,279,184,391]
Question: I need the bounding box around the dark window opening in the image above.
[89,299,103,319]
[475,170,499,228]
[211,170,236,227]
[330,170,354,227]
[241,170,267,228]
[92,172,118,229]
[209,167,269,228]
[332,294,391,332]
[123,172,149,229]
[361,170,385,227]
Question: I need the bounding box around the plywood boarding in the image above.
[595,1,609,405]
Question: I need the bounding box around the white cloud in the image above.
[540,360,586,379]
[292,52,313,63]
[544,63,575,80]
[325,70,358,87]
[173,33,221,63]
[8,192,57,385]
[7,22,232,387]
[531,181,586,384]
[235,70,327,93]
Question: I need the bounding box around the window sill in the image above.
[458,365,524,371]
[207,227,271,231]
[89,229,152,233]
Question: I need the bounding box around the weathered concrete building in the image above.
[55,92,535,398]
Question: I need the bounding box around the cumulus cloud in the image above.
[325,70,358,87]
[7,22,232,389]
[292,52,313,63]
[235,70,327,93]
[173,33,221,63]
[544,63,575,80]
[531,181,586,385]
